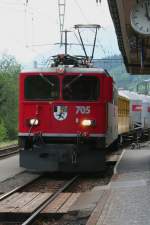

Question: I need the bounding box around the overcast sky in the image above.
[0,0,120,65]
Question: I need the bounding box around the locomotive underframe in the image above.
[19,136,106,172]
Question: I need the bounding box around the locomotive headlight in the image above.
[29,118,39,126]
[81,119,95,127]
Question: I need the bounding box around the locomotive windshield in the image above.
[63,75,99,101]
[24,75,59,100]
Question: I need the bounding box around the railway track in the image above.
[22,175,78,225]
[0,144,19,158]
[0,141,140,225]
[0,175,79,224]
[0,174,41,201]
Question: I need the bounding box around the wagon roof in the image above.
[137,94,150,103]
[119,90,142,101]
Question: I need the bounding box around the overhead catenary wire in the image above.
[24,0,37,56]
[72,0,112,58]
[24,0,61,50]
[74,28,108,59]
[0,0,34,14]
[0,0,25,11]
[74,0,105,56]
[73,0,90,24]
[24,0,28,48]
[74,0,106,57]
[24,0,112,59]
[0,0,25,5]
[21,0,118,63]
[73,31,83,49]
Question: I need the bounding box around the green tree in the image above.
[0,54,21,140]
[0,119,7,142]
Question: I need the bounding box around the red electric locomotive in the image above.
[18,54,118,172]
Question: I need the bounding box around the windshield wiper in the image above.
[39,73,55,87]
[64,74,82,89]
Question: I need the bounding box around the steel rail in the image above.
[0,144,18,151]
[0,174,41,201]
[21,175,79,225]
[0,145,19,158]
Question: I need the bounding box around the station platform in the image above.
[85,146,150,225]
[0,155,25,183]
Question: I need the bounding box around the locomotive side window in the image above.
[63,75,99,101]
[24,75,59,100]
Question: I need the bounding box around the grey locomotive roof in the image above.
[21,67,105,74]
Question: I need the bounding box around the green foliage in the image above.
[95,55,150,91]
[0,119,7,142]
[0,54,21,140]
[110,64,150,91]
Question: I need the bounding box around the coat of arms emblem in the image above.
[54,105,68,121]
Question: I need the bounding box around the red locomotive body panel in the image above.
[19,102,107,135]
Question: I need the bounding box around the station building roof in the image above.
[108,0,150,75]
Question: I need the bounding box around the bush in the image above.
[0,54,21,140]
[0,119,7,142]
